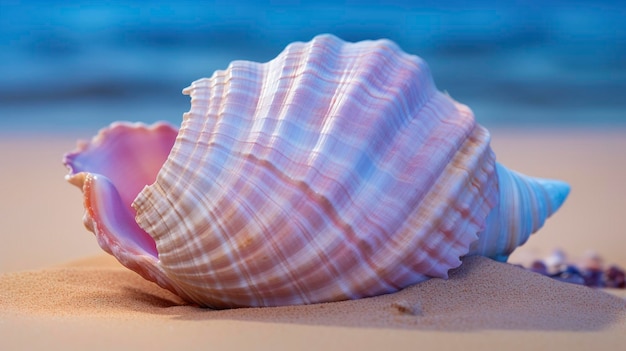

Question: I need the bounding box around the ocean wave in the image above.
[1,0,625,130]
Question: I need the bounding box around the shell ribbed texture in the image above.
[469,163,571,261]
[132,35,498,308]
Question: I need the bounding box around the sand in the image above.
[1,129,625,350]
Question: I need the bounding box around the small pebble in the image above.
[529,260,548,275]
[606,265,625,289]
[391,300,422,316]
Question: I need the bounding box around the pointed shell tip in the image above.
[535,178,570,215]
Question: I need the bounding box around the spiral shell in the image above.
[64,34,569,308]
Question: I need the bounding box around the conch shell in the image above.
[63,34,570,308]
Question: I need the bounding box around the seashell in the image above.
[63,34,570,308]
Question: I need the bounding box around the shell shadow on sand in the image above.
[1,255,623,331]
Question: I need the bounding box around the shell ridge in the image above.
[390,122,496,279]
[230,152,364,305]
[157,74,226,223]
[427,124,496,274]
[304,97,460,300]
[230,160,318,306]
[156,148,331,306]
[263,37,348,174]
[432,130,497,268]
[156,172,265,306]
[199,176,278,306]
[298,51,437,234]
[170,62,262,252]
[338,91,467,250]
[198,140,392,305]
[221,160,333,306]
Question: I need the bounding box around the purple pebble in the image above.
[606,266,625,289]
[583,269,606,288]
[530,260,548,275]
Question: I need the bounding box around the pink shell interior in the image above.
[64,123,178,258]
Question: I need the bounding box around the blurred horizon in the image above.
[1,0,625,133]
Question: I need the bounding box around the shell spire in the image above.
[469,163,571,261]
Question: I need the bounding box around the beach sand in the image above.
[1,129,625,350]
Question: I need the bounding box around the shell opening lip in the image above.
[87,173,159,258]
[63,122,179,261]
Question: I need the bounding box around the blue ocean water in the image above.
[1,0,625,133]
